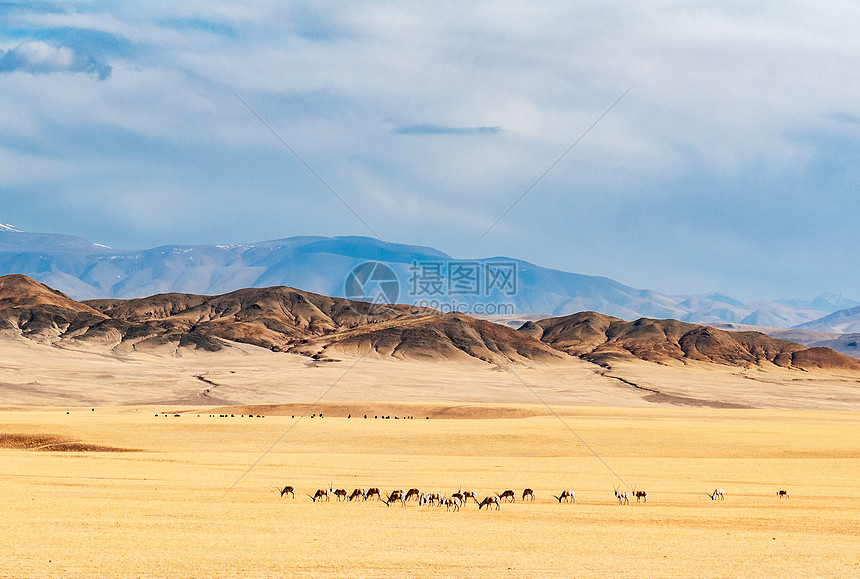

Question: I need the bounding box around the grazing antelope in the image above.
[497,490,516,503]
[522,488,535,501]
[708,488,725,500]
[365,488,381,501]
[451,492,465,504]
[443,496,462,511]
[777,489,789,499]
[478,496,501,510]
[332,488,348,501]
[404,488,421,502]
[384,490,405,506]
[277,486,295,498]
[553,490,575,503]
[461,491,478,504]
[310,489,329,502]
[614,485,630,505]
[420,492,442,506]
[348,488,364,501]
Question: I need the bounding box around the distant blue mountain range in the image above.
[1,225,856,329]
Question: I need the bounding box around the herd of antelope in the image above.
[281,485,643,508]
[283,486,527,510]
[279,485,794,505]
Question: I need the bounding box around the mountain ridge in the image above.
[793,305,860,334]
[0,227,853,330]
[521,311,860,371]
[2,274,858,372]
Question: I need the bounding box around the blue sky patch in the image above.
[394,124,503,136]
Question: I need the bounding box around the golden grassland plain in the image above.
[1,405,858,578]
[1,337,859,576]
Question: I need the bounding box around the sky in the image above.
[1,1,858,303]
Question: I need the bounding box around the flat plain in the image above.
[1,337,859,577]
[1,404,858,578]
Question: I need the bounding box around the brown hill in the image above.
[2,274,858,372]
[85,286,426,352]
[0,274,100,313]
[0,277,555,364]
[0,274,107,339]
[525,312,860,371]
[84,286,561,364]
[291,313,565,364]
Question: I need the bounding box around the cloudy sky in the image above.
[1,1,858,302]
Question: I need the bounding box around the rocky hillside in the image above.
[521,311,860,371]
[2,275,858,372]
[1,275,560,365]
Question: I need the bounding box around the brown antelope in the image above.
[404,488,421,502]
[384,490,405,506]
[708,488,725,500]
[632,487,648,503]
[614,485,630,505]
[478,496,501,510]
[443,496,461,511]
[420,492,442,506]
[553,490,575,503]
[348,488,365,501]
[365,488,381,500]
[332,488,348,501]
[522,488,535,501]
[310,489,329,502]
[777,490,789,499]
[497,490,516,503]
[277,486,295,498]
[460,490,478,504]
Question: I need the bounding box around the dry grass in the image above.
[0,432,138,452]
[1,406,857,577]
[1,335,859,575]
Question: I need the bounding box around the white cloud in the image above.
[1,1,859,300]
[0,40,111,79]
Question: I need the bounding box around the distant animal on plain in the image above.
[553,490,575,503]
[420,492,442,506]
[460,491,478,504]
[478,496,501,510]
[443,496,461,511]
[383,490,405,506]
